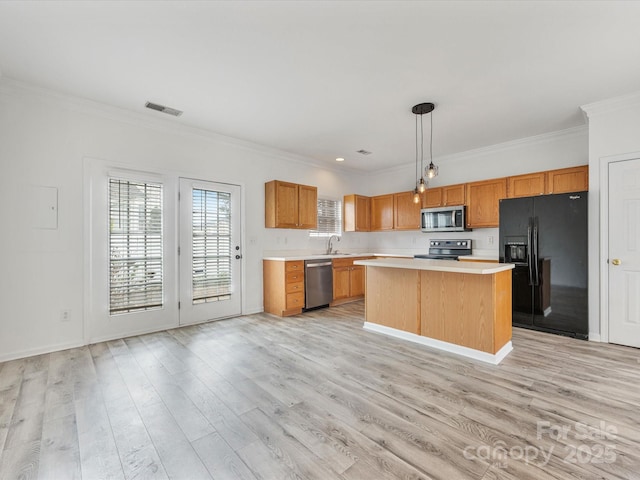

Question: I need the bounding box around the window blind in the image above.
[309,198,342,237]
[109,178,163,314]
[192,188,232,304]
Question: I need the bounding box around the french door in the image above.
[178,178,242,325]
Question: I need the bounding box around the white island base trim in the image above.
[363,322,513,365]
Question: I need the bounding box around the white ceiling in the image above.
[1,1,640,172]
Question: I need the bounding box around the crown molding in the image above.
[0,77,363,175]
[581,90,640,118]
[367,124,588,177]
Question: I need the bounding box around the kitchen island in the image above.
[354,258,514,364]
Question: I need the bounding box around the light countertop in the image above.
[263,253,413,261]
[354,257,514,275]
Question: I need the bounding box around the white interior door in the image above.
[179,178,242,325]
[609,158,640,347]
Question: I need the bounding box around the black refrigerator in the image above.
[499,192,588,339]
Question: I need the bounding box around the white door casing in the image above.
[608,158,640,348]
[179,178,242,325]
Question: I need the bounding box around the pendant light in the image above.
[411,102,437,203]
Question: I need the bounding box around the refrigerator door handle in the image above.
[527,218,534,286]
[533,217,540,286]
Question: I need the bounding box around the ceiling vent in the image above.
[356,149,372,155]
[145,101,183,117]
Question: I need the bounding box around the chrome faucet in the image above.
[326,235,340,254]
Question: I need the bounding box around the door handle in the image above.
[612,258,621,266]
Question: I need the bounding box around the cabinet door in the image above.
[332,267,351,300]
[507,172,546,198]
[274,181,299,228]
[546,166,588,194]
[371,194,394,231]
[393,191,421,230]
[466,178,507,228]
[350,266,365,297]
[422,187,442,208]
[344,194,371,232]
[355,195,371,231]
[297,184,318,229]
[443,184,466,206]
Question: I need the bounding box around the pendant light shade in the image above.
[411,102,438,198]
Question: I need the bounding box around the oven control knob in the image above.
[457,242,461,246]
[461,242,467,246]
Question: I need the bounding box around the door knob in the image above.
[612,259,621,266]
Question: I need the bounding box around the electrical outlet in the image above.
[488,236,494,245]
[60,310,70,322]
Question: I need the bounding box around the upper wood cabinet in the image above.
[343,194,371,232]
[422,187,443,208]
[546,165,588,194]
[466,178,507,228]
[442,184,466,206]
[507,172,546,198]
[393,191,421,230]
[371,194,394,231]
[265,180,318,229]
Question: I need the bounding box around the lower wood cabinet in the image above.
[263,260,305,316]
[331,256,372,305]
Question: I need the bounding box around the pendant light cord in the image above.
[430,111,433,166]
[415,114,419,186]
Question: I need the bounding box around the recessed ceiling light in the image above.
[335,157,345,162]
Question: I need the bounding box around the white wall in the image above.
[581,91,640,340]
[0,78,591,361]
[0,80,363,361]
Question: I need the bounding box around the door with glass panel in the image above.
[179,178,242,324]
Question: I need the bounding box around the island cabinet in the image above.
[265,180,317,229]
[371,194,394,231]
[356,258,514,364]
[465,177,507,228]
[393,191,421,230]
[263,260,305,316]
[507,172,546,198]
[343,194,371,232]
[331,256,373,305]
[546,165,588,194]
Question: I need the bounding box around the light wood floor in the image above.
[1,301,639,480]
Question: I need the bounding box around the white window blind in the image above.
[310,198,342,237]
[109,178,163,314]
[192,188,232,304]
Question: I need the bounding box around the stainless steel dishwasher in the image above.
[304,260,333,310]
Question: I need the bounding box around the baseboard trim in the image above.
[363,322,513,365]
[0,340,86,363]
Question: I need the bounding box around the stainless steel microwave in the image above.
[420,205,469,232]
